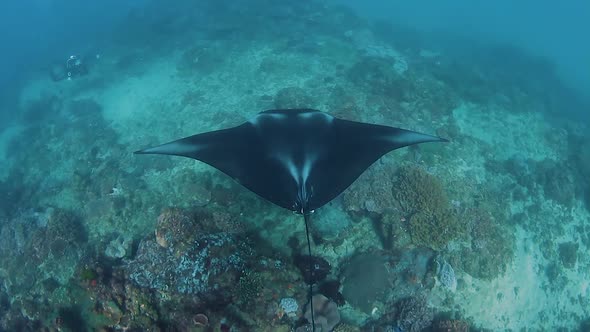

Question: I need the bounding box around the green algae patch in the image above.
[392,166,464,250]
[237,270,264,305]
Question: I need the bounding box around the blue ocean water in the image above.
[0,1,589,331]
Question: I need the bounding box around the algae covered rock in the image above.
[558,241,578,269]
[154,208,199,250]
[436,258,457,292]
[40,209,88,282]
[341,252,391,313]
[127,232,251,296]
[45,209,88,250]
[87,267,159,329]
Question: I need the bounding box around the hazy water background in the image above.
[337,0,590,116]
[0,0,146,127]
[1,0,588,124]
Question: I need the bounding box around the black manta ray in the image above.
[135,108,447,330]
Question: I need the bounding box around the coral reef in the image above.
[539,161,577,206]
[436,258,457,292]
[392,166,462,250]
[432,319,470,332]
[452,209,515,280]
[0,208,89,290]
[237,270,264,304]
[490,156,579,208]
[395,295,434,332]
[279,297,299,318]
[342,164,458,249]
[126,232,249,296]
[154,207,200,251]
[390,249,437,298]
[82,266,161,329]
[1,0,588,330]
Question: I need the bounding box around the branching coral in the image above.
[395,295,434,332]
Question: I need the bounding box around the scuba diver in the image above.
[50,54,99,82]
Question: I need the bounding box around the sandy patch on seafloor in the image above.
[452,103,565,161]
[90,55,190,138]
[455,224,588,330]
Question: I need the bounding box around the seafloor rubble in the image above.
[0,0,589,331]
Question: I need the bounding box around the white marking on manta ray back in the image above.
[275,153,317,185]
[299,154,317,202]
[301,155,314,185]
[297,111,334,123]
[284,156,299,185]
[248,113,287,126]
[275,151,318,207]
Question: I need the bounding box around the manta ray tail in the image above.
[303,213,316,331]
